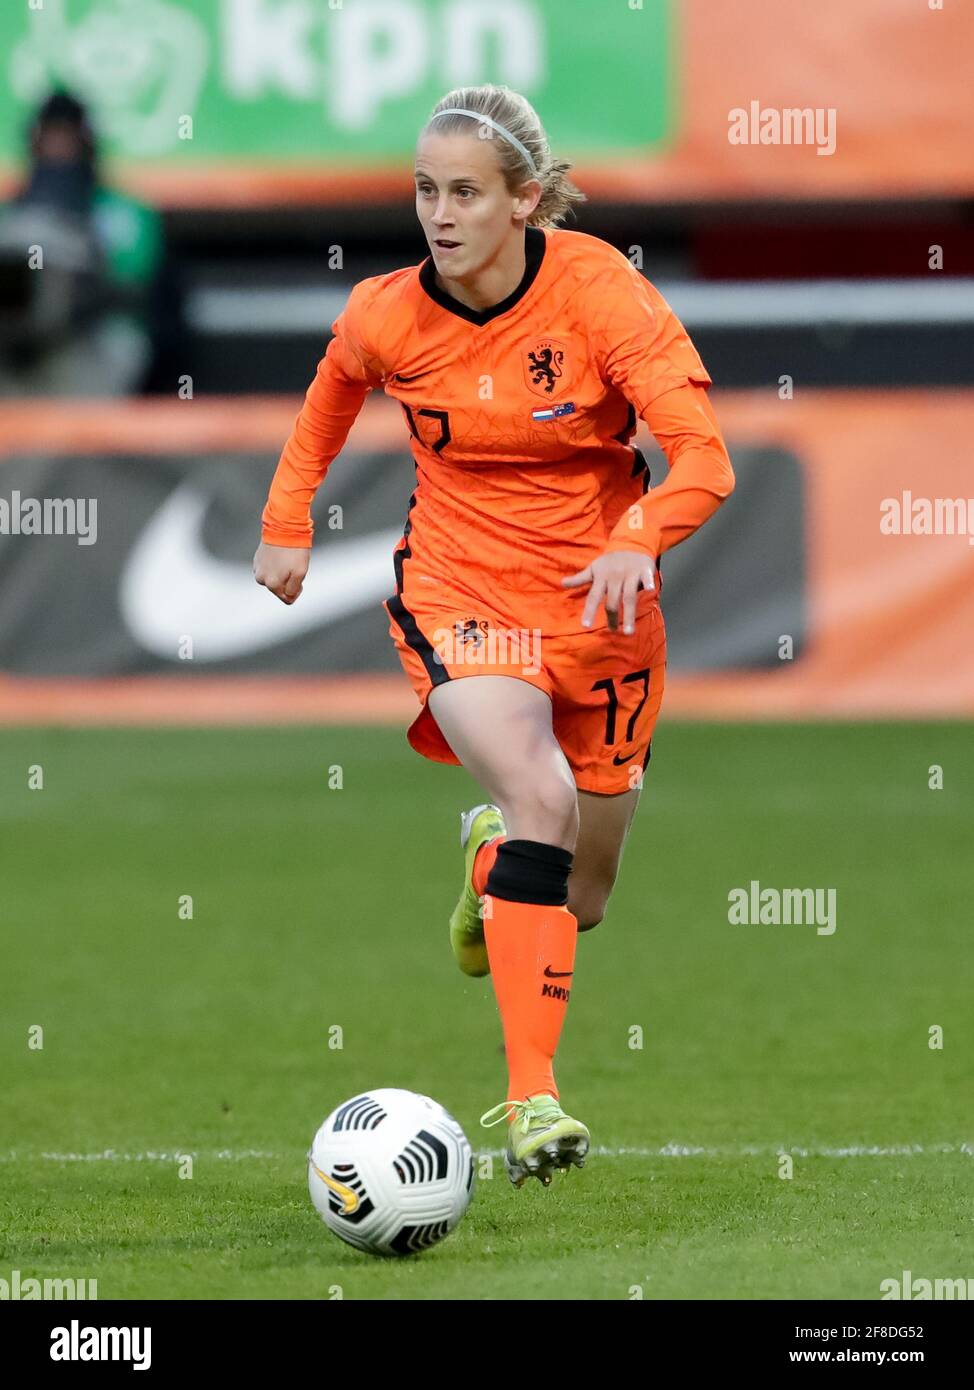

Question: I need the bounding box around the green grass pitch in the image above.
[1,722,971,1300]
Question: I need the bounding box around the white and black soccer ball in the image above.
[308,1088,475,1257]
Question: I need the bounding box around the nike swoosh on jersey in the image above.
[119,480,401,661]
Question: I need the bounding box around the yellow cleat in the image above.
[480,1094,590,1188]
[448,803,506,977]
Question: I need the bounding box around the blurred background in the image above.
[0,0,972,721]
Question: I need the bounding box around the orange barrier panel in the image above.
[665,391,974,717]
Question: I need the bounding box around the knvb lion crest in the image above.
[524,339,569,398]
[455,617,490,649]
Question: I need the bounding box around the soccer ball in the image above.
[308,1088,475,1257]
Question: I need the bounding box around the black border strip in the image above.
[385,489,452,688]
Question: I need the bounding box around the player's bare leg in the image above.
[568,785,642,931]
[429,675,579,849]
[428,675,590,1186]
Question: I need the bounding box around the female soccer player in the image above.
[254,85,735,1189]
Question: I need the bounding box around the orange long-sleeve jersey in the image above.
[261,225,735,634]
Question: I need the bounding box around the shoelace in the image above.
[479,1096,562,1133]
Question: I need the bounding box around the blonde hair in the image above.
[422,84,587,229]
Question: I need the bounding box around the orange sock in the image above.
[482,895,577,1104]
[472,835,505,896]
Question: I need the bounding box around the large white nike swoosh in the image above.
[119,481,403,661]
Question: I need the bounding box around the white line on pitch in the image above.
[0,1142,970,1163]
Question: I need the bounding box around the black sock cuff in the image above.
[484,838,574,906]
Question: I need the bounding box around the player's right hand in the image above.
[253,542,310,605]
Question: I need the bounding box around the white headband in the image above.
[430,108,538,176]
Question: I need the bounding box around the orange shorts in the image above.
[382,582,666,796]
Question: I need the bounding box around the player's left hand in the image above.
[561,550,656,633]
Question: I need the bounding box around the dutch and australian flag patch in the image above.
[531,401,576,422]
